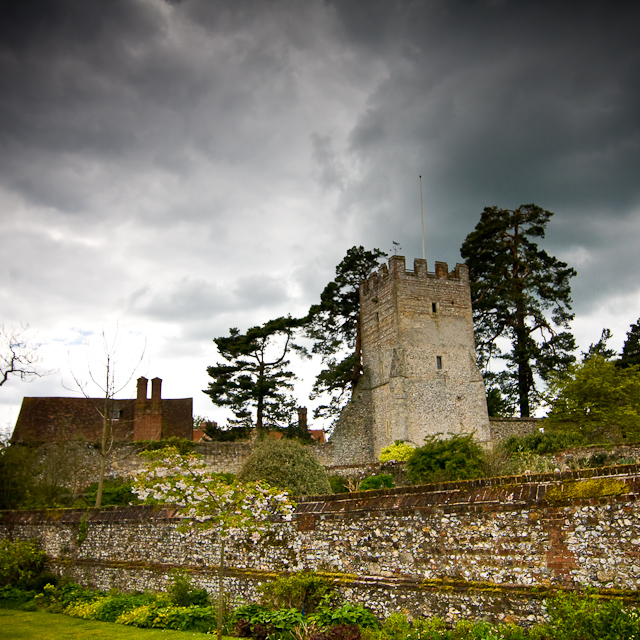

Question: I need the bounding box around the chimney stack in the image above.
[137,377,148,401]
[151,377,162,401]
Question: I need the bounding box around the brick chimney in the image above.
[134,376,162,440]
[151,377,162,401]
[137,377,148,401]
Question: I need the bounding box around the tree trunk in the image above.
[217,538,225,640]
[95,398,110,508]
[515,300,530,418]
[256,361,265,434]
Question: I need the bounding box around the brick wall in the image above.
[3,465,640,625]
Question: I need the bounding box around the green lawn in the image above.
[0,609,236,639]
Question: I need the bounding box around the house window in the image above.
[436,356,443,370]
[432,302,437,313]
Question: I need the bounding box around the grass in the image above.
[0,609,236,640]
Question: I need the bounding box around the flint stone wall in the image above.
[488,418,542,442]
[3,465,640,625]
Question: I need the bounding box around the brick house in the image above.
[11,377,192,443]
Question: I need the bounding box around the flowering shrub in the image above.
[133,446,295,537]
[133,446,296,640]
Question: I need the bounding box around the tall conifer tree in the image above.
[305,246,386,420]
[460,204,576,417]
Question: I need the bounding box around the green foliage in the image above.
[168,573,209,608]
[378,612,411,640]
[0,443,69,510]
[140,437,196,455]
[485,384,515,418]
[378,441,415,463]
[36,582,101,614]
[306,246,387,420]
[358,474,394,491]
[460,204,576,417]
[406,434,485,485]
[534,590,640,640]
[500,430,584,455]
[0,539,47,589]
[239,437,331,496]
[547,348,640,440]
[77,512,89,546]
[328,475,349,494]
[620,318,640,368]
[310,623,362,640]
[0,585,37,609]
[204,423,252,442]
[231,603,303,639]
[81,477,139,508]
[205,316,306,432]
[258,571,334,614]
[310,597,379,630]
[117,604,216,632]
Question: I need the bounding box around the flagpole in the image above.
[419,175,425,260]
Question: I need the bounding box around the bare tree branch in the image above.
[0,323,47,387]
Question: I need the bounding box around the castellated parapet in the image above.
[330,255,490,464]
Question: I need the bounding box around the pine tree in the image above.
[305,246,386,420]
[205,316,305,433]
[460,204,576,417]
[620,319,640,368]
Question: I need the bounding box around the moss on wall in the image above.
[544,478,627,504]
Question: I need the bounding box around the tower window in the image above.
[432,302,437,313]
[436,356,443,370]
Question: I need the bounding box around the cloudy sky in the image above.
[1,0,639,436]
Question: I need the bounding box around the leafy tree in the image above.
[306,246,386,420]
[133,446,295,640]
[547,337,640,441]
[0,443,42,509]
[406,434,485,484]
[620,319,640,368]
[460,204,576,417]
[205,316,305,434]
[0,442,79,510]
[238,437,331,496]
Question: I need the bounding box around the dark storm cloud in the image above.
[1,0,639,428]
[324,0,640,304]
[0,0,324,218]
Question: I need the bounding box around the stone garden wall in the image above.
[488,418,542,442]
[3,464,640,625]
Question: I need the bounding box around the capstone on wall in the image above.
[333,256,490,462]
[3,466,640,625]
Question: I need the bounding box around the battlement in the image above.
[360,255,469,299]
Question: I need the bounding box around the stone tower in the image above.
[330,255,490,464]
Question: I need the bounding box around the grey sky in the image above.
[1,0,639,434]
